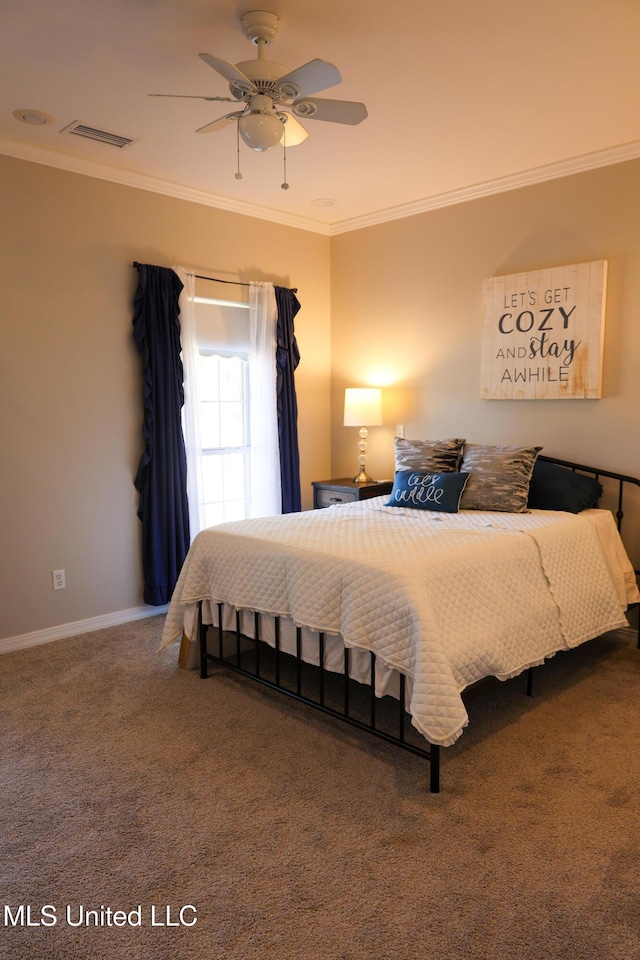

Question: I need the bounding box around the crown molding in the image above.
[329,139,640,235]
[3,135,640,238]
[0,137,331,236]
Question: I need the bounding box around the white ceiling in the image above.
[3,0,640,234]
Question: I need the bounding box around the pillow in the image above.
[386,470,470,513]
[394,437,466,474]
[527,460,602,513]
[459,443,542,512]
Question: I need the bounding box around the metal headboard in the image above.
[538,454,640,640]
[538,454,640,534]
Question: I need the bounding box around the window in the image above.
[198,351,250,526]
[191,292,253,526]
[178,269,281,539]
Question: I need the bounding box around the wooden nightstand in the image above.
[312,478,393,509]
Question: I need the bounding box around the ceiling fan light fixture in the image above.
[238,110,283,151]
[280,113,308,147]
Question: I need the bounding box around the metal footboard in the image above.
[198,601,441,793]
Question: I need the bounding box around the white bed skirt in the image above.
[188,601,413,708]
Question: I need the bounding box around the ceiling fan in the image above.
[151,9,368,159]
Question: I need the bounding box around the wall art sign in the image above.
[481,260,607,400]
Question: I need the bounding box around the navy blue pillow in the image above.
[386,471,470,512]
[527,460,602,513]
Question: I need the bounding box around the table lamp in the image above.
[343,387,382,483]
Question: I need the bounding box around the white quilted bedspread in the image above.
[161,500,639,747]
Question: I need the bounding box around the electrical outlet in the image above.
[52,569,66,591]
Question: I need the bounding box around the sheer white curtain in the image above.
[248,281,281,517]
[175,268,206,539]
[176,269,281,540]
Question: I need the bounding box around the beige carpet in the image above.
[1,616,640,960]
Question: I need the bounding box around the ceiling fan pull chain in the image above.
[235,119,243,180]
[281,139,289,191]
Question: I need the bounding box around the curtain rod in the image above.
[195,273,297,294]
[195,273,250,288]
[132,262,296,293]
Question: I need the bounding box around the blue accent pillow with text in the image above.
[386,471,470,512]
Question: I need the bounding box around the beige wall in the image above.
[0,154,331,639]
[330,159,640,489]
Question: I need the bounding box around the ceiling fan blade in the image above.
[292,98,368,125]
[275,59,342,98]
[149,94,236,102]
[198,53,257,93]
[195,114,237,135]
[279,113,309,147]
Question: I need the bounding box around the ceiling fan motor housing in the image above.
[232,59,295,101]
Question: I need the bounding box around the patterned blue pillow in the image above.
[386,471,470,512]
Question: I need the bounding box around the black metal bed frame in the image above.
[197,456,640,794]
[198,603,441,792]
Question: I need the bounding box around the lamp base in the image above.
[353,468,374,484]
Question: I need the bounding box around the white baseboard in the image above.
[0,605,168,656]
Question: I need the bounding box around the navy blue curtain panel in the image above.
[274,286,302,513]
[132,264,190,605]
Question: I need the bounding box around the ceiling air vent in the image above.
[60,121,138,149]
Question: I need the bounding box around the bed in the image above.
[160,445,640,792]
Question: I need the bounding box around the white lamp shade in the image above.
[239,112,284,151]
[239,96,284,151]
[281,113,309,147]
[343,387,382,427]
